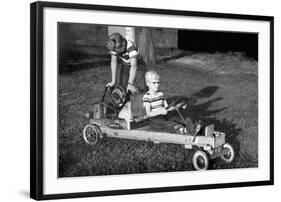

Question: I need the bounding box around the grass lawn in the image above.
[58,52,258,177]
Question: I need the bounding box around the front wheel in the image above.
[83,124,101,145]
[221,143,235,163]
[192,150,209,170]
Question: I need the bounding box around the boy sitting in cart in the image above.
[143,70,201,135]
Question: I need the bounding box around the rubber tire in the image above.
[83,124,100,145]
[221,143,235,163]
[192,150,209,170]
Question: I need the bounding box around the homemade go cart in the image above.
[83,86,235,170]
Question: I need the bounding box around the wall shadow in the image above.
[18,190,29,198]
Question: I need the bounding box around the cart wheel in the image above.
[192,150,209,170]
[221,143,235,163]
[83,124,101,145]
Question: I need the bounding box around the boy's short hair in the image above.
[145,70,160,84]
[106,33,127,54]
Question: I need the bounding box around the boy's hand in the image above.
[161,108,168,115]
[106,81,115,88]
[127,83,137,94]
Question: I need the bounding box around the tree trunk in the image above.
[138,28,156,65]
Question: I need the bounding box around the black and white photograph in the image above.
[29,1,274,200]
[58,24,258,176]
[3,0,281,201]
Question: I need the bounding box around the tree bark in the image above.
[138,28,156,65]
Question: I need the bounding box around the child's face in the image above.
[147,77,160,93]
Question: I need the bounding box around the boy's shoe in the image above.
[174,125,182,134]
[179,127,188,135]
[194,120,202,135]
[174,125,187,135]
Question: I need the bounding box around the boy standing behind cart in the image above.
[105,32,147,94]
[143,70,201,135]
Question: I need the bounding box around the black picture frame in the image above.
[30,1,274,200]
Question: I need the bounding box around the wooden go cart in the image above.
[83,86,235,170]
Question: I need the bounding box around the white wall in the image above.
[108,26,126,37]
[0,0,280,201]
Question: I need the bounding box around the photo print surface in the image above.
[58,23,258,177]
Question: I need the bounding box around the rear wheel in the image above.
[221,143,235,163]
[192,150,209,170]
[83,124,101,145]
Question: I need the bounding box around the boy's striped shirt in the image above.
[143,91,165,112]
[110,40,142,66]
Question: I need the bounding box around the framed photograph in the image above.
[30,1,274,200]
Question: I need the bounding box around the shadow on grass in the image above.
[168,86,242,168]
[59,86,247,177]
[190,86,219,100]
